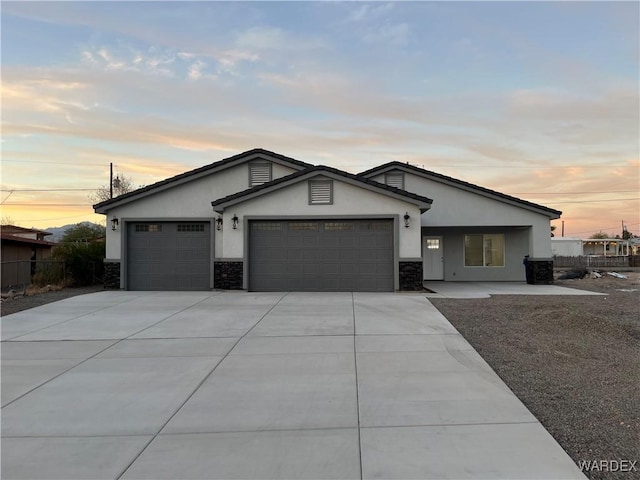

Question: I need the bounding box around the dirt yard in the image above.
[0,285,104,317]
[431,270,639,480]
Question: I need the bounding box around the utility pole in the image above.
[110,162,114,199]
[561,220,564,237]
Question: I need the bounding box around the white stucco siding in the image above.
[412,179,545,226]
[440,227,531,281]
[371,172,555,258]
[217,179,422,259]
[371,172,554,225]
[529,215,553,257]
[271,163,299,179]
[412,177,554,258]
[103,162,299,259]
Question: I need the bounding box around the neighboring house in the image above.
[1,226,57,288]
[551,238,583,257]
[551,237,632,257]
[94,148,561,291]
[1,225,53,241]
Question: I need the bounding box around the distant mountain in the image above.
[44,222,104,242]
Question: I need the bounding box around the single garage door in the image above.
[249,219,393,292]
[127,222,210,290]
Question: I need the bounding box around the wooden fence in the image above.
[553,256,633,268]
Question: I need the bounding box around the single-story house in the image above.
[94,148,561,291]
[1,226,57,288]
[551,237,632,257]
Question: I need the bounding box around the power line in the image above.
[2,203,92,206]
[0,188,96,192]
[565,222,640,236]
[1,160,110,167]
[506,190,639,196]
[14,213,104,223]
[1,191,14,204]
[549,197,640,205]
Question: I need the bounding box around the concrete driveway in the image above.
[1,291,585,479]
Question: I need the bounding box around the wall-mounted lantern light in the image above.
[232,214,239,230]
[111,217,119,231]
[403,212,410,228]
[215,216,223,231]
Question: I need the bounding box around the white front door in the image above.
[423,236,444,280]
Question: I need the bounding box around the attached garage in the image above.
[249,219,394,292]
[126,222,211,290]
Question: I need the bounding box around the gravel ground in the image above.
[0,285,104,317]
[431,270,640,480]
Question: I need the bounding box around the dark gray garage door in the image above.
[249,220,394,292]
[127,222,210,291]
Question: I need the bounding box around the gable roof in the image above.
[1,225,53,237]
[359,162,562,218]
[94,148,313,213]
[1,233,57,247]
[211,165,433,212]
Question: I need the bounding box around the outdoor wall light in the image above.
[232,214,239,230]
[111,217,119,231]
[403,212,410,228]
[216,216,223,231]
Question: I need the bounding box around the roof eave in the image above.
[361,162,561,219]
[212,168,433,213]
[94,149,313,213]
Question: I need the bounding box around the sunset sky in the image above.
[2,1,638,237]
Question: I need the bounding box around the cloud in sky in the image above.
[1,1,638,235]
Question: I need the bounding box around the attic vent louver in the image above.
[249,163,272,187]
[385,172,404,189]
[309,180,333,205]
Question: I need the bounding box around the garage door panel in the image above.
[250,219,393,292]
[303,250,321,261]
[338,237,355,248]
[338,278,357,290]
[377,264,394,275]
[358,264,376,275]
[286,264,303,274]
[303,264,320,275]
[320,236,339,248]
[322,263,339,275]
[339,250,356,261]
[339,263,357,275]
[322,250,340,261]
[358,248,377,261]
[176,237,208,249]
[127,222,210,291]
[321,278,340,290]
[176,263,208,275]
[287,249,303,261]
[376,249,393,261]
[303,236,319,248]
[146,237,168,248]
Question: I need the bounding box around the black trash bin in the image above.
[524,257,554,285]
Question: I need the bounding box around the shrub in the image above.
[52,242,105,286]
[31,261,67,287]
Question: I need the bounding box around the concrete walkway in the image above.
[424,281,605,299]
[1,291,585,479]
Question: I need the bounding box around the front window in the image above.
[464,234,504,267]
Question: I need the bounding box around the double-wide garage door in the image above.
[249,219,394,292]
[127,222,210,290]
